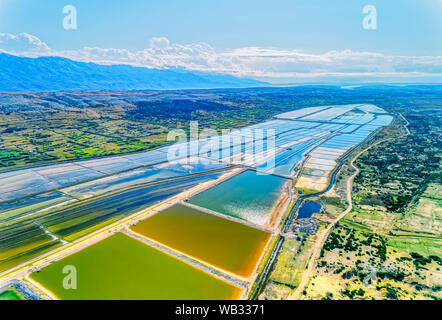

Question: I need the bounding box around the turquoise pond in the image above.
[188,170,289,225]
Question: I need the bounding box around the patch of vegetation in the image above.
[340,288,366,299]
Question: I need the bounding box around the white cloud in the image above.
[0,32,50,53]
[1,33,442,83]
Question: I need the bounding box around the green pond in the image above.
[188,170,288,225]
[131,204,271,277]
[0,288,25,300]
[30,233,242,300]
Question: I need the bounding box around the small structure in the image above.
[291,217,319,235]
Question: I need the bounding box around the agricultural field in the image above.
[30,233,242,300]
[0,223,63,273]
[0,170,226,272]
[303,219,442,300]
[130,204,271,278]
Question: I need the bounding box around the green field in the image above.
[0,171,223,273]
[0,288,26,300]
[130,204,271,277]
[30,233,242,300]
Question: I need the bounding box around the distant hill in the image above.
[0,53,266,91]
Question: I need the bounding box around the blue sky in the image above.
[0,0,441,83]
[1,0,440,54]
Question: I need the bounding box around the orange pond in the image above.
[130,204,271,278]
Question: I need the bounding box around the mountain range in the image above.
[0,53,266,91]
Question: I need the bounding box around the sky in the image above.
[0,0,441,83]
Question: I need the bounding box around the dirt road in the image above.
[288,136,394,300]
[288,114,410,299]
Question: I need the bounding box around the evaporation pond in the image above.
[30,233,241,300]
[188,170,288,225]
[297,201,322,219]
[130,204,271,278]
[0,289,25,300]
